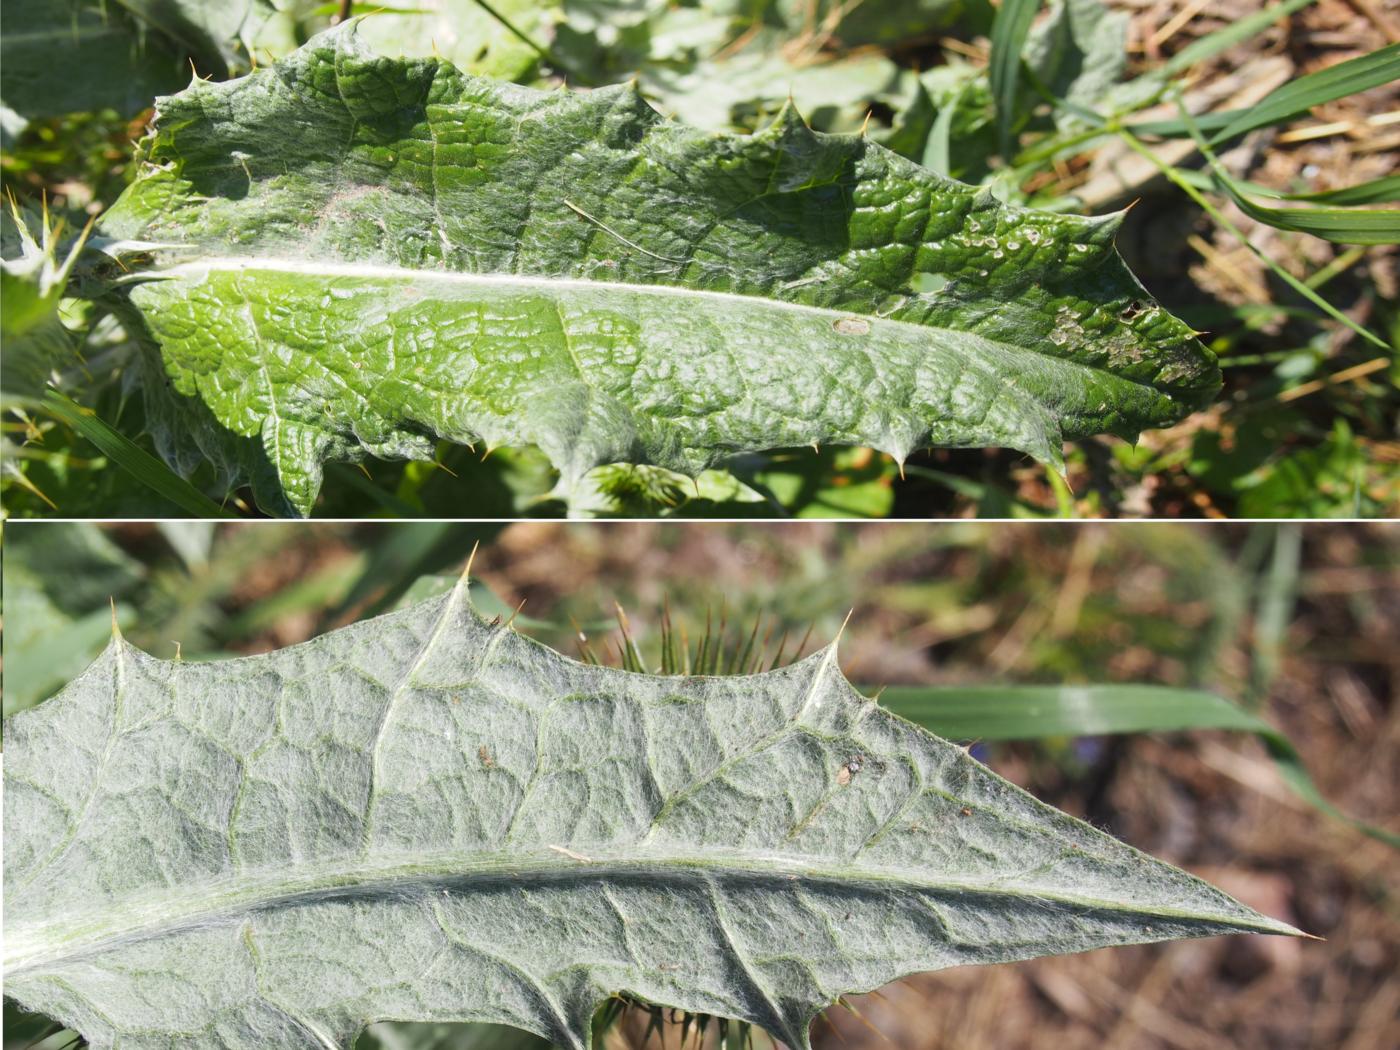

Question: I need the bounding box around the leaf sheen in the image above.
[4,589,1299,1049]
[100,24,1218,515]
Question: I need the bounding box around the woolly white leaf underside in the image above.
[3,589,1297,1049]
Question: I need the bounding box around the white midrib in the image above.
[137,256,1180,404]
[4,848,1289,977]
[143,255,945,334]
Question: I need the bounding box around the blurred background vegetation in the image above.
[3,520,1397,1047]
[1,0,1397,519]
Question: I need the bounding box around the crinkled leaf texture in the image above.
[97,23,1219,516]
[4,587,1299,1049]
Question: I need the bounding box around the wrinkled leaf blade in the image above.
[98,24,1217,516]
[4,591,1299,1050]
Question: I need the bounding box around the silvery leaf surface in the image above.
[4,588,1299,1049]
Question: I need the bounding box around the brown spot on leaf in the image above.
[837,754,865,786]
[833,317,871,335]
[478,746,494,768]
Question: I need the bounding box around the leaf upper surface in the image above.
[5,589,1299,1049]
[100,24,1218,514]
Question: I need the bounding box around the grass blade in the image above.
[1277,174,1400,206]
[1221,188,1400,246]
[876,683,1399,847]
[1174,170,1400,206]
[1115,124,1387,349]
[40,390,237,518]
[879,683,1271,739]
[990,0,1042,159]
[1137,43,1399,144]
[1177,100,1400,246]
[1210,43,1400,145]
[923,85,963,177]
[1129,109,1249,138]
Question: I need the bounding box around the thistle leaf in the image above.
[96,24,1219,515]
[1,201,91,401]
[4,588,1301,1049]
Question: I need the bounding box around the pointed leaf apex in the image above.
[1084,209,1127,245]
[458,540,480,598]
[1266,916,1315,939]
[769,97,810,136]
[833,608,855,649]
